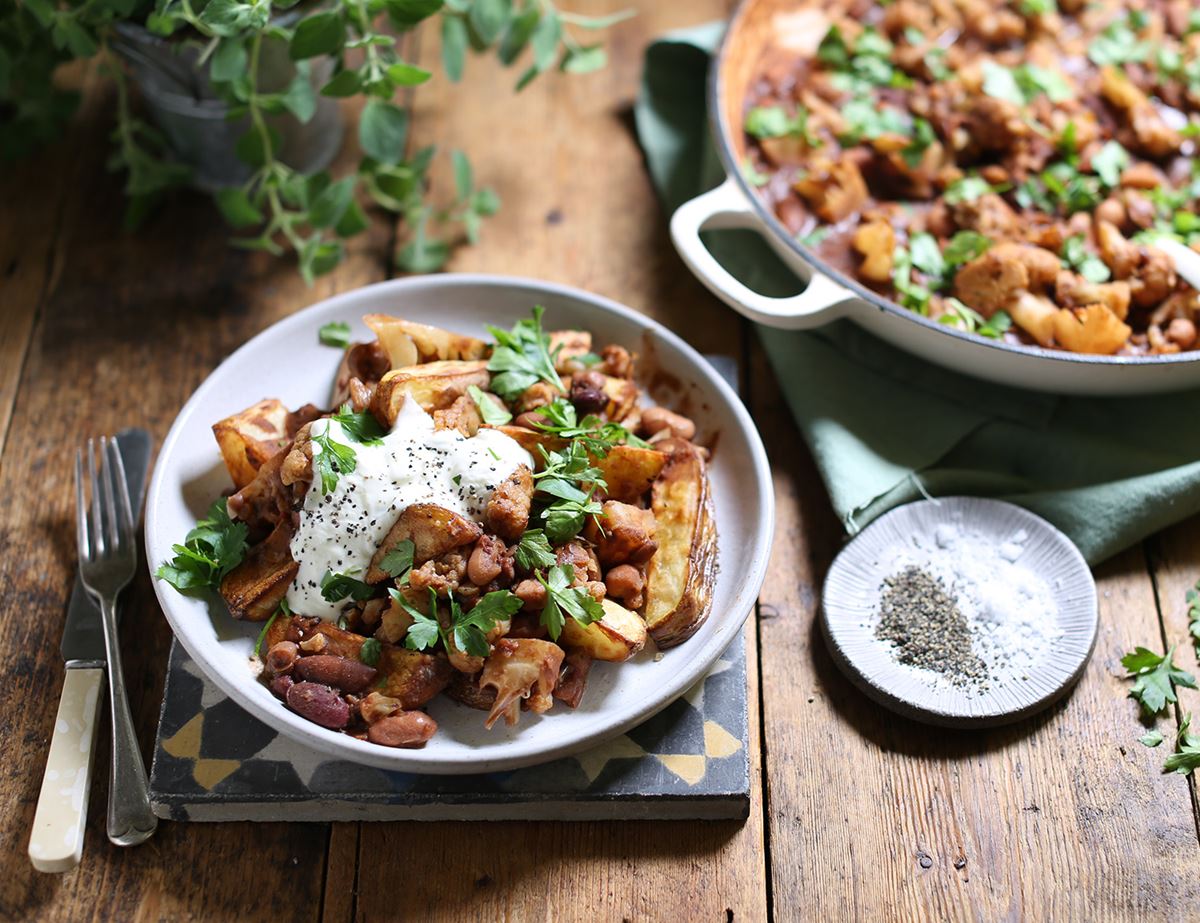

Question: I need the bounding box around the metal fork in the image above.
[75,438,158,846]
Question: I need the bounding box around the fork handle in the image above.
[97,596,158,846]
[28,666,104,872]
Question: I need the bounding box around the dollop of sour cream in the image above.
[287,396,532,621]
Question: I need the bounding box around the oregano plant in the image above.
[1,0,631,281]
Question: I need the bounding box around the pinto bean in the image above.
[286,681,350,729]
[269,674,294,700]
[513,578,547,611]
[468,535,505,586]
[1167,318,1197,349]
[367,711,439,748]
[1095,198,1126,229]
[293,654,378,694]
[639,406,696,441]
[265,641,299,675]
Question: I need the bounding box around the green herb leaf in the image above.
[1091,140,1129,188]
[214,186,263,228]
[319,321,352,349]
[943,231,991,267]
[468,384,513,425]
[453,589,522,657]
[379,539,415,581]
[981,61,1025,106]
[1061,235,1112,283]
[1165,713,1200,774]
[486,305,563,400]
[441,13,469,81]
[254,601,287,658]
[1122,646,1197,715]
[1139,728,1164,747]
[393,587,442,651]
[330,403,387,444]
[359,99,409,165]
[529,398,645,455]
[311,422,357,495]
[156,498,249,591]
[515,528,557,570]
[289,11,345,60]
[908,232,945,279]
[359,637,382,667]
[320,569,375,603]
[537,563,603,640]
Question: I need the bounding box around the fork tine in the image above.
[87,438,105,557]
[74,448,89,561]
[99,436,120,551]
[107,437,134,546]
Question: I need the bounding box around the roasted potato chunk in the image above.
[220,520,298,621]
[366,503,482,583]
[560,598,648,662]
[371,360,491,424]
[642,443,718,648]
[363,314,488,369]
[213,398,294,490]
[595,445,667,503]
[267,616,452,707]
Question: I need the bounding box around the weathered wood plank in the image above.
[351,3,766,921]
[0,73,388,920]
[749,329,1200,921]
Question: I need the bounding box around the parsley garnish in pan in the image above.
[320,569,376,604]
[530,398,649,455]
[155,498,249,591]
[744,106,822,147]
[1061,235,1111,283]
[311,423,358,495]
[537,564,604,640]
[486,305,563,401]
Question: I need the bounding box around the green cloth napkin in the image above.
[635,23,1200,564]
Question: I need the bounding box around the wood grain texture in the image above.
[748,327,1200,922]
[0,71,386,921]
[348,3,766,922]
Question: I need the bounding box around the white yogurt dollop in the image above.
[287,396,532,620]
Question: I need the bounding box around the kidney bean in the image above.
[286,682,350,729]
[1167,317,1197,349]
[367,711,438,748]
[265,641,299,676]
[293,654,378,694]
[639,406,696,441]
[269,674,294,701]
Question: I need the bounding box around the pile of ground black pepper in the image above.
[874,566,989,689]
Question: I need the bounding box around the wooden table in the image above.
[4,2,1200,919]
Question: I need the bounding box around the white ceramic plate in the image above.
[145,275,774,773]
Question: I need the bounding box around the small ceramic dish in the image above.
[145,274,774,774]
[821,497,1097,728]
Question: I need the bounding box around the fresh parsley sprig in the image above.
[486,306,564,401]
[319,321,352,349]
[537,563,604,640]
[530,398,649,455]
[379,539,415,584]
[1164,713,1200,775]
[468,385,514,426]
[311,422,358,495]
[330,403,386,445]
[1188,580,1200,658]
[393,588,521,657]
[1122,646,1197,715]
[533,442,606,542]
[156,498,249,591]
[320,569,376,604]
[514,529,557,570]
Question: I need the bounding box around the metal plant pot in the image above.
[112,22,344,191]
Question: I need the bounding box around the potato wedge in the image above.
[266,616,453,708]
[220,520,298,621]
[213,398,294,490]
[642,443,717,648]
[549,330,592,372]
[364,314,488,369]
[560,597,647,662]
[596,445,667,503]
[365,503,482,583]
[371,360,490,424]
